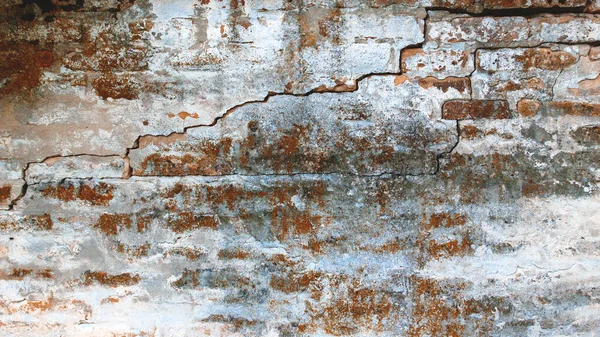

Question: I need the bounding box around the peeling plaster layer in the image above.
[1,0,600,336]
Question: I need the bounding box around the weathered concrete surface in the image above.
[129,75,467,176]
[2,0,600,336]
[0,161,23,210]
[0,0,426,167]
[25,155,130,185]
[426,12,600,48]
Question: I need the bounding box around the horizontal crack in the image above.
[9,71,410,209]
[424,5,588,17]
[32,171,439,182]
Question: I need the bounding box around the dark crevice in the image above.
[399,11,427,68]
[476,5,587,16]
[434,120,461,175]
[21,0,86,13]
[128,71,405,157]
[7,162,31,210]
[120,171,436,179]
[7,153,129,209]
[469,41,600,51]
[424,5,587,16]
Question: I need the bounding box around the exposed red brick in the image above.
[26,214,54,230]
[517,100,600,117]
[482,0,586,10]
[42,182,114,206]
[0,185,11,204]
[166,212,219,233]
[408,277,503,337]
[270,271,323,293]
[83,271,140,287]
[305,278,395,335]
[34,50,54,68]
[442,100,511,120]
[417,77,471,94]
[92,73,139,100]
[513,48,577,71]
[421,212,467,230]
[0,268,54,280]
[0,43,43,96]
[93,214,132,235]
[517,99,541,117]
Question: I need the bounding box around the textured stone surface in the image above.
[26,155,130,184]
[0,161,23,210]
[471,45,587,108]
[401,47,475,79]
[426,12,600,48]
[2,0,600,336]
[129,75,467,176]
[442,100,510,120]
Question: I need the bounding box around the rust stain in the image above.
[136,215,152,233]
[83,271,140,287]
[136,137,233,176]
[442,100,510,120]
[0,185,11,204]
[305,278,394,335]
[166,212,219,233]
[167,111,200,120]
[408,276,503,336]
[101,297,121,304]
[92,73,139,100]
[138,133,187,148]
[418,76,470,93]
[421,212,467,230]
[25,214,54,230]
[171,268,200,288]
[394,75,409,86]
[42,182,114,206]
[549,101,600,117]
[270,271,322,293]
[202,314,258,330]
[370,237,405,253]
[166,247,205,261]
[77,182,114,206]
[514,48,577,71]
[517,99,541,117]
[20,297,54,313]
[1,268,54,280]
[461,125,481,139]
[218,248,250,259]
[426,237,473,260]
[116,242,151,258]
[0,42,45,96]
[93,214,132,235]
[34,50,54,68]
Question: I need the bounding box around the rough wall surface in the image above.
[1,0,600,335]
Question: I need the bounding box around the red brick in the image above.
[442,100,511,120]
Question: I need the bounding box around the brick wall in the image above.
[1,0,600,335]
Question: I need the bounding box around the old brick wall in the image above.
[1,0,600,335]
